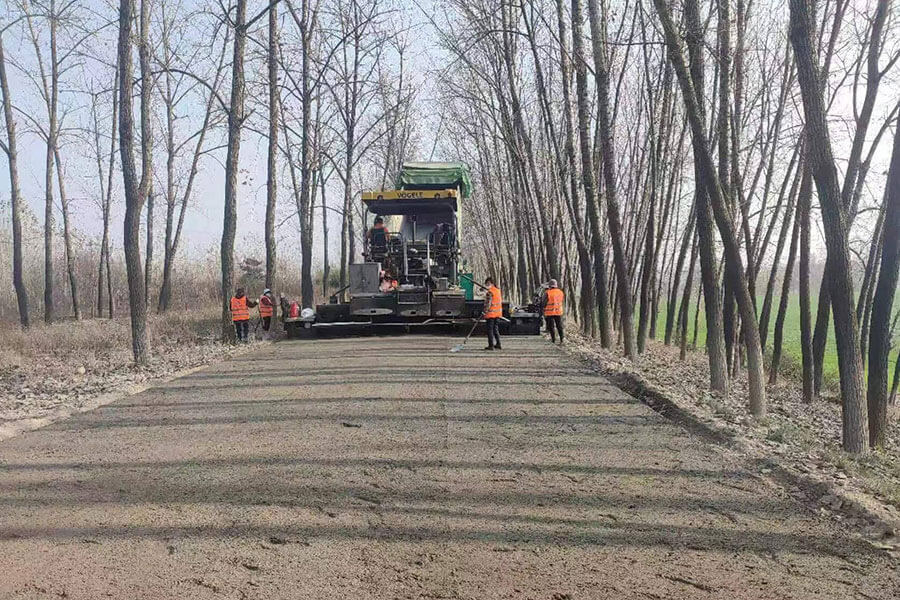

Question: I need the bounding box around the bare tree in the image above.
[118,0,151,363]
[88,72,117,319]
[156,8,228,313]
[789,0,868,453]
[866,112,900,447]
[221,0,248,339]
[652,0,767,416]
[0,30,29,328]
[682,0,728,392]
[265,0,279,290]
[586,0,636,359]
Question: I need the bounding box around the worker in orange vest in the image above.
[259,288,275,333]
[483,277,502,350]
[230,287,257,343]
[542,279,565,344]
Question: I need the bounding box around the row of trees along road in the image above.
[1,0,899,454]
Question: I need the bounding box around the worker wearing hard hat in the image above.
[230,287,258,343]
[542,279,565,344]
[259,289,276,332]
[483,277,502,350]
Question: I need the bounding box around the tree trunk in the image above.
[759,165,801,348]
[555,0,600,339]
[588,0,636,359]
[666,209,695,345]
[572,0,612,348]
[119,0,150,364]
[789,0,868,453]
[51,149,81,320]
[679,235,699,361]
[92,78,116,319]
[769,185,802,384]
[683,0,728,393]
[299,0,314,308]
[321,170,329,296]
[265,1,278,290]
[717,0,736,373]
[811,0,886,396]
[798,161,814,403]
[221,0,247,340]
[43,102,55,323]
[890,350,900,406]
[144,184,154,307]
[0,35,29,328]
[866,113,900,447]
[159,47,177,313]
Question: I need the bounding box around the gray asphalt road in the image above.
[1,336,897,599]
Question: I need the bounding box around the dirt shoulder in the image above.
[564,334,900,551]
[1,335,898,599]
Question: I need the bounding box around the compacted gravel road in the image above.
[1,336,898,599]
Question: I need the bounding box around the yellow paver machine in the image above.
[284,162,542,338]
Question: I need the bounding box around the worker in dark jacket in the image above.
[367,216,390,244]
[542,279,565,344]
[230,287,258,343]
[483,277,502,351]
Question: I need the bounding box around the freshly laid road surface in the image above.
[1,336,898,599]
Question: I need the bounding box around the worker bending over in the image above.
[230,287,258,343]
[483,277,502,351]
[543,279,565,344]
[259,288,275,332]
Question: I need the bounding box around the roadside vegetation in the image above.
[0,305,261,426]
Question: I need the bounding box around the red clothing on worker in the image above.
[484,285,502,319]
[259,294,275,317]
[544,287,564,317]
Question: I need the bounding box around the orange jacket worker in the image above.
[259,289,275,332]
[543,279,565,344]
[230,287,258,343]
[483,277,502,350]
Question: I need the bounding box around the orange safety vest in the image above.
[544,287,564,317]
[259,295,274,317]
[230,296,249,321]
[484,285,502,319]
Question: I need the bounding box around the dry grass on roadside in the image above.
[0,306,224,376]
[0,306,260,423]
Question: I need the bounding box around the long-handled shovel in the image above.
[450,314,482,353]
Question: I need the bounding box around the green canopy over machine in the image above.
[396,161,473,198]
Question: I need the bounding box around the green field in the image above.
[656,296,899,388]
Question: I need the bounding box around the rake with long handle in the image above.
[450,314,482,353]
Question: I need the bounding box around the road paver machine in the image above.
[285,162,541,337]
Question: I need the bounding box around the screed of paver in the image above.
[1,335,898,599]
